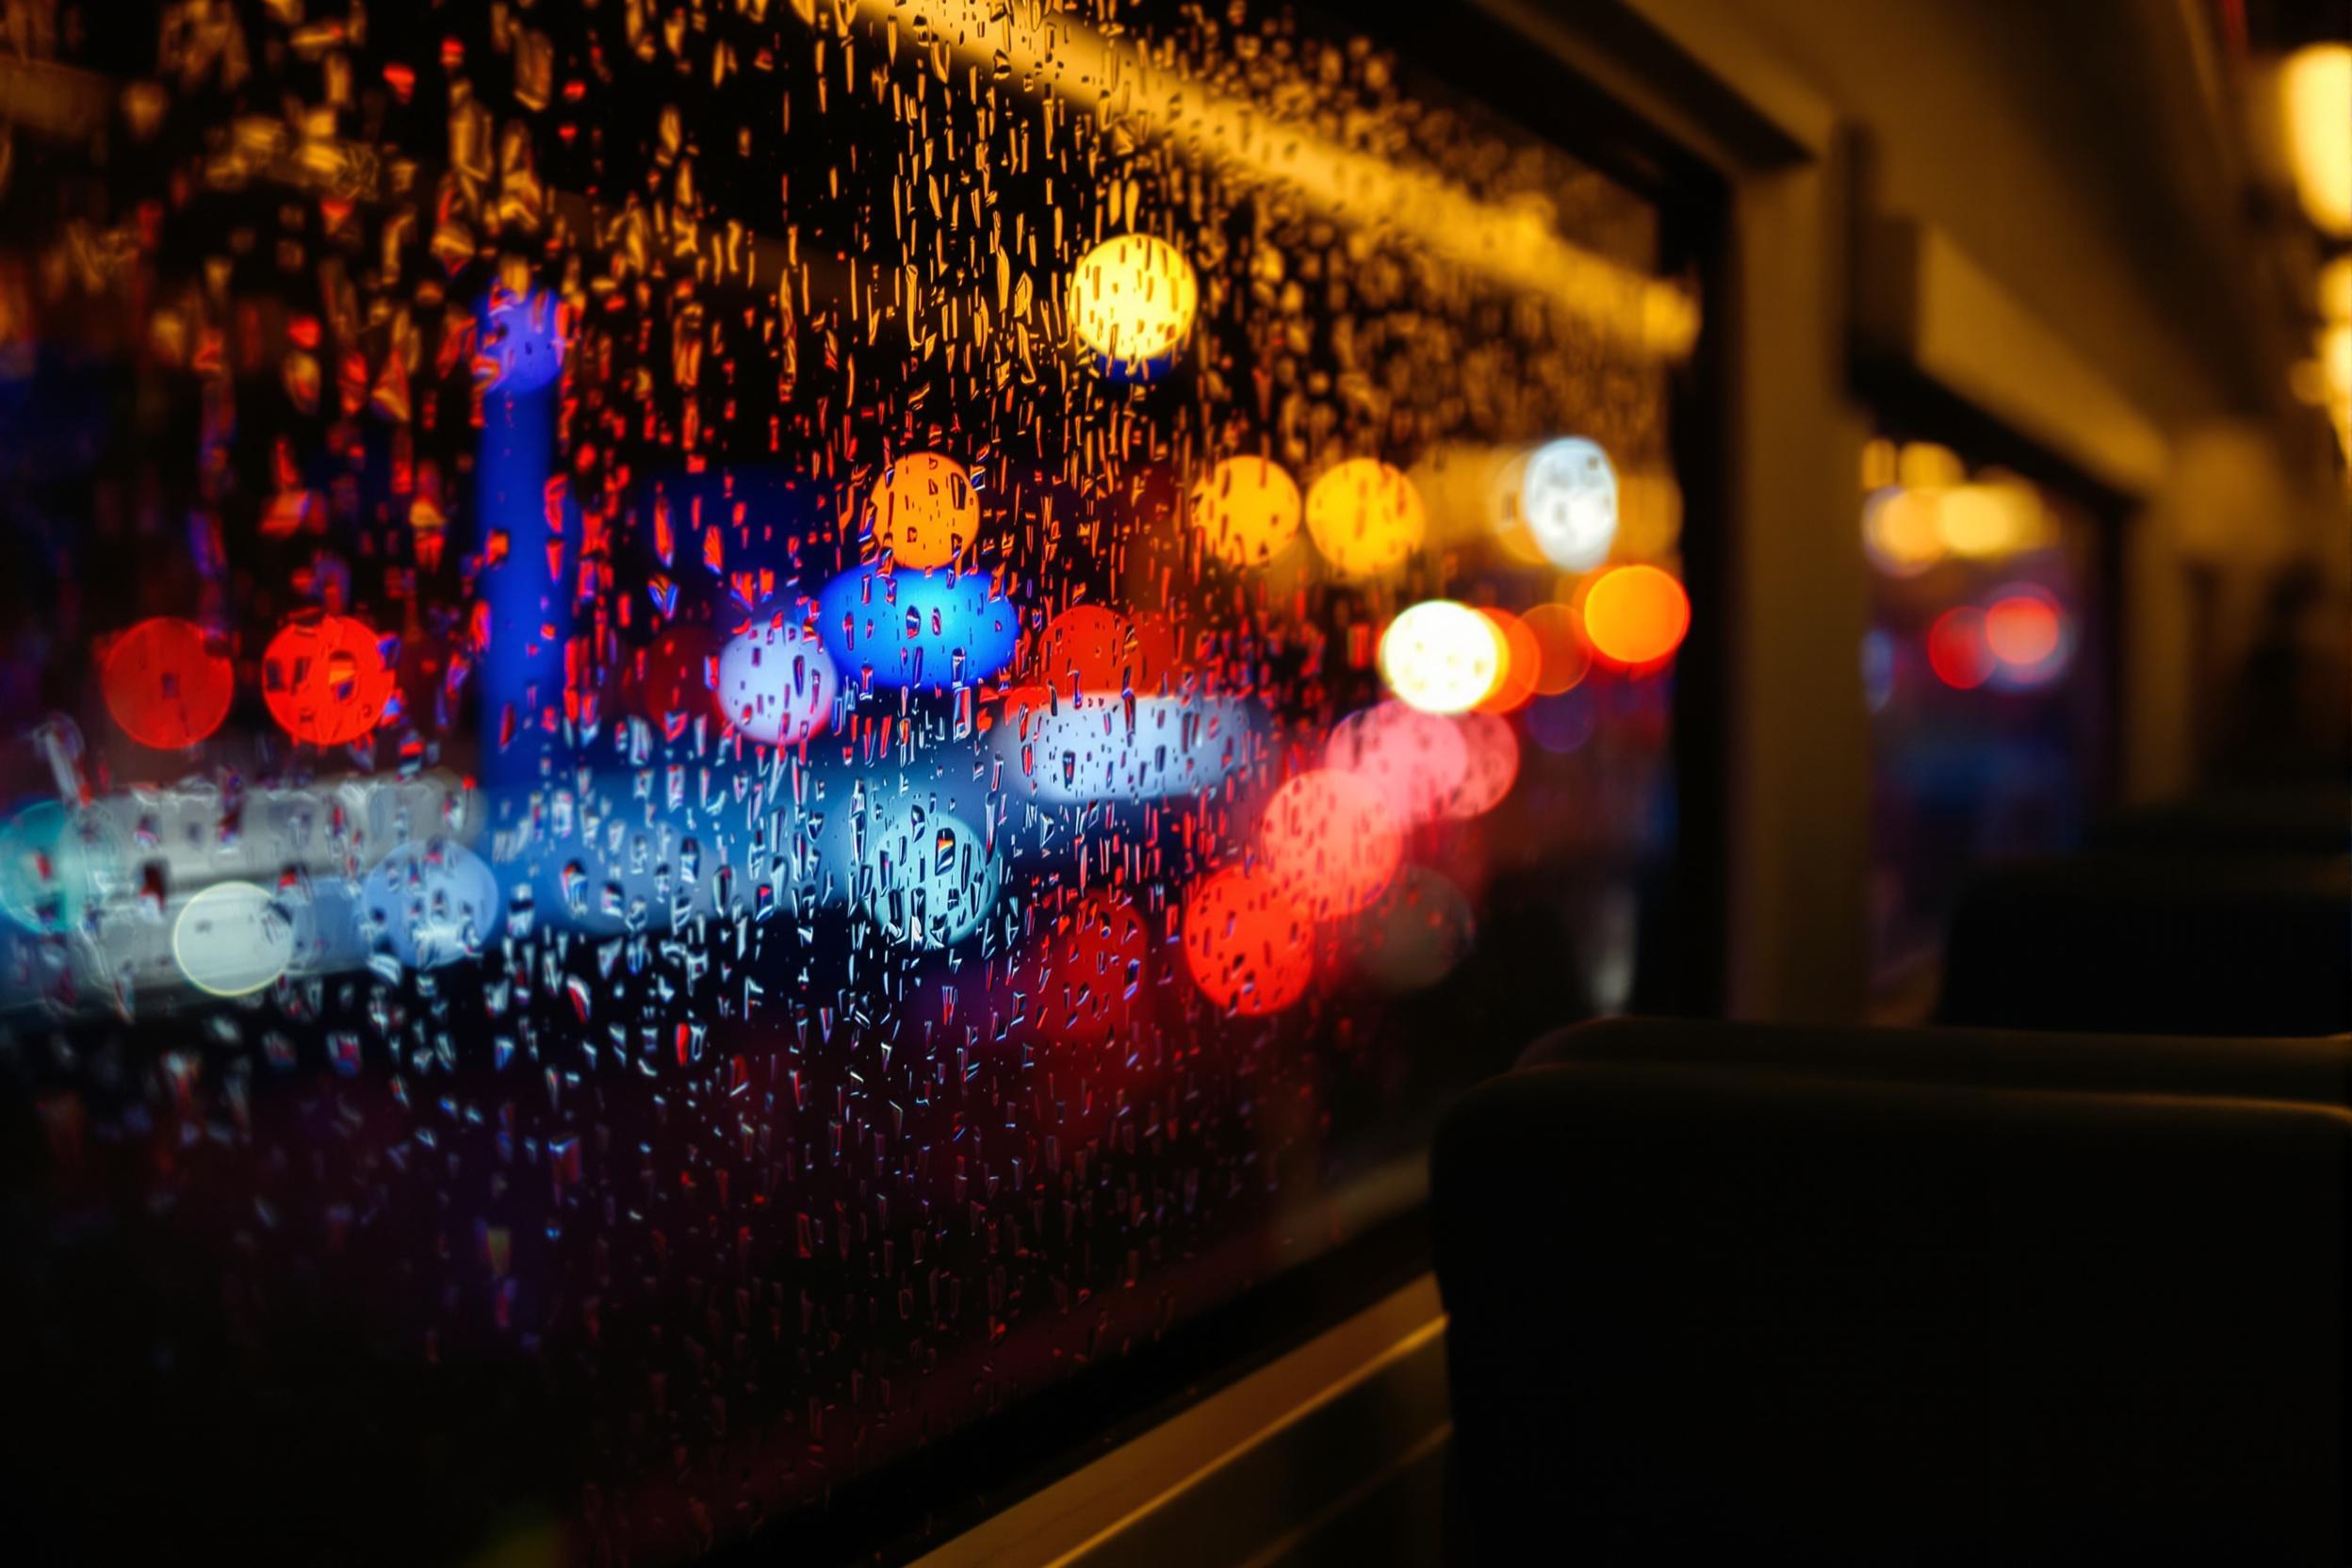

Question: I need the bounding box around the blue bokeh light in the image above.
[815,564,1019,692]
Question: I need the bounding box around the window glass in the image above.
[0,4,1697,1559]
[1861,437,2109,1009]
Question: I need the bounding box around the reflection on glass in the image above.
[1861,439,2105,1007]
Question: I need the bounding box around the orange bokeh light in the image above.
[1257,768,1404,920]
[1182,864,1315,1015]
[871,451,976,570]
[1519,602,1592,694]
[262,612,397,747]
[1476,608,1541,713]
[1192,456,1302,567]
[103,616,235,749]
[1581,565,1690,666]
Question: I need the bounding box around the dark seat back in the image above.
[1518,1015,2352,1103]
[2093,786,2348,858]
[1936,852,2352,1035]
[1432,1062,2348,1565]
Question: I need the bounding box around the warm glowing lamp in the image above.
[2282,45,2352,238]
[1305,459,1427,579]
[1581,565,1690,666]
[103,616,235,749]
[871,452,977,570]
[1192,457,1302,566]
[1068,235,1199,374]
[1379,600,1505,714]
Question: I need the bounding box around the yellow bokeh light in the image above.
[1936,482,2041,559]
[1067,235,1199,368]
[1192,457,1302,566]
[1479,447,1550,565]
[2320,256,2351,323]
[1861,437,1899,491]
[1305,459,1427,579]
[1379,600,1504,714]
[1616,470,1684,563]
[2321,322,2351,403]
[1897,442,1965,489]
[872,451,976,570]
[2282,45,2352,238]
[1863,487,1946,577]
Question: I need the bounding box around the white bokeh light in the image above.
[1379,600,1503,714]
[1521,436,1618,571]
[718,617,840,745]
[172,880,295,996]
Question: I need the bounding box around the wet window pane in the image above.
[0,4,1694,1559]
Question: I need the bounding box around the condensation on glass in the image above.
[0,3,1694,1559]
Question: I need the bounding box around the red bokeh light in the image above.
[617,623,722,735]
[261,612,398,746]
[1985,592,2063,667]
[1475,608,1542,713]
[1257,768,1404,919]
[1182,864,1315,1015]
[1325,701,1466,825]
[1925,607,1995,690]
[1031,604,1175,701]
[1015,890,1152,1045]
[102,616,234,749]
[1438,710,1522,819]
